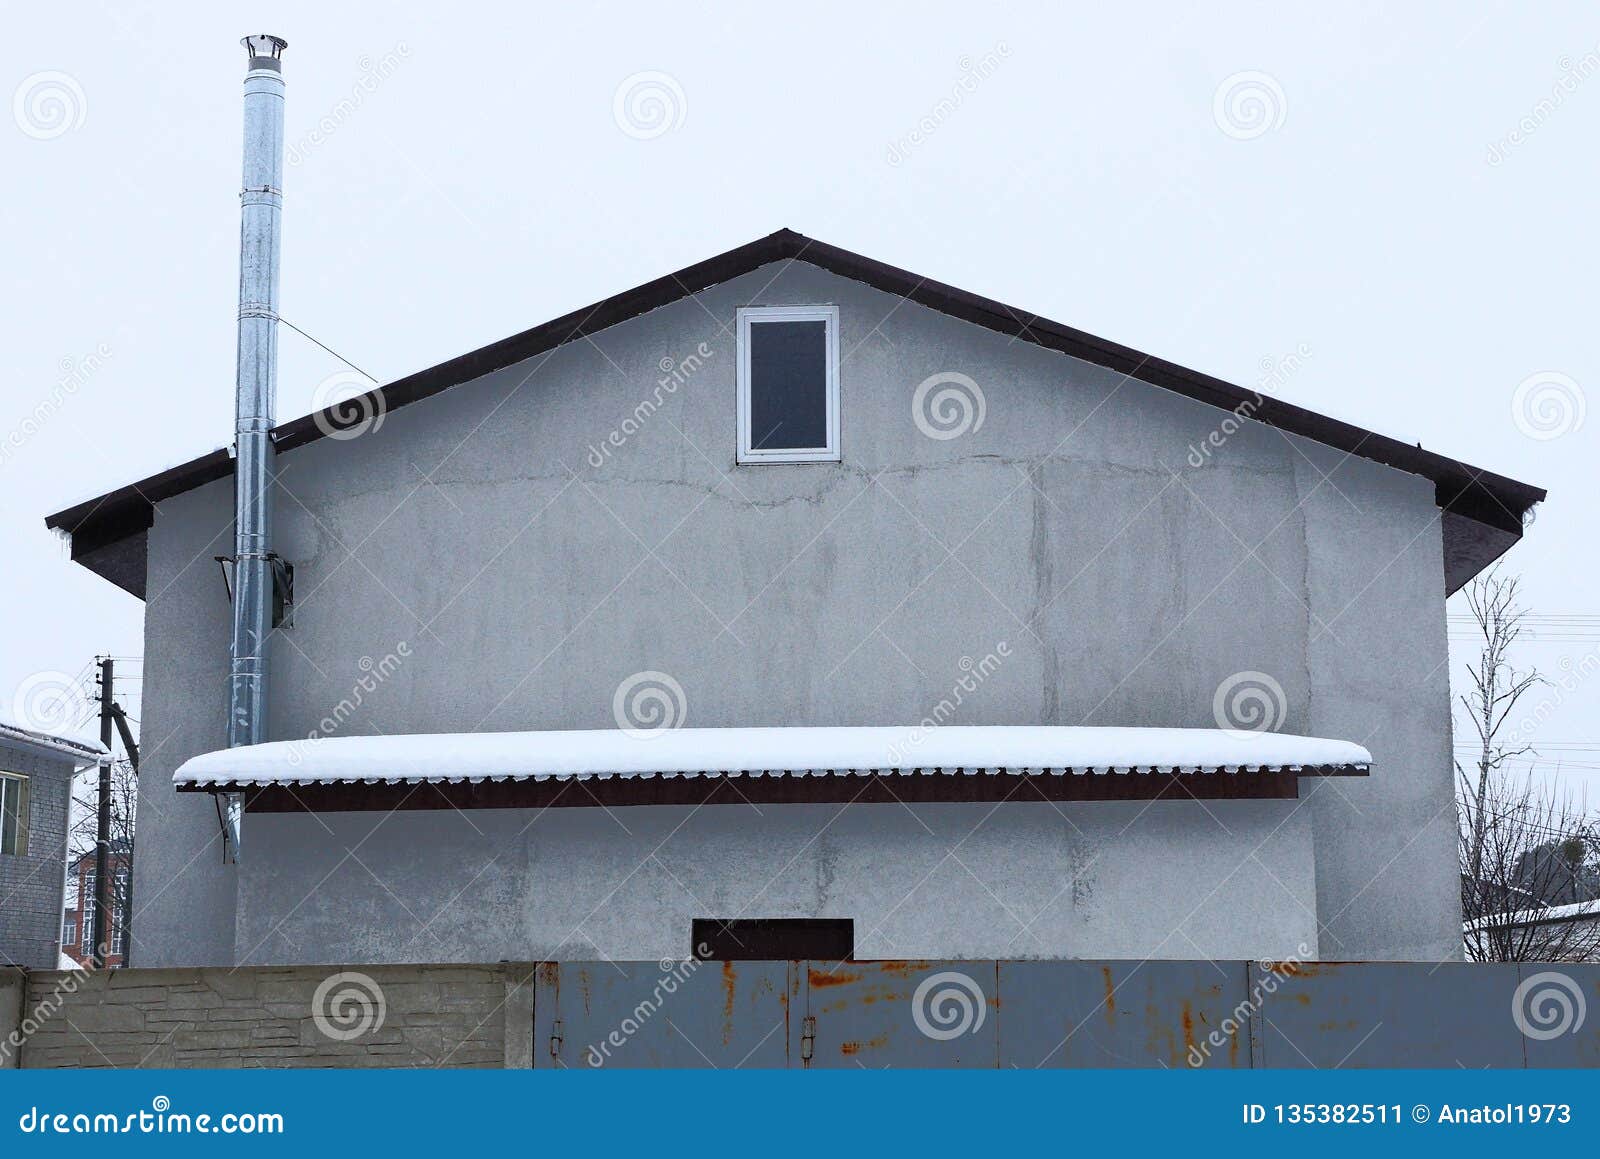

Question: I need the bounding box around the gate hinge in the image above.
[549,1019,563,1060]
[800,1016,815,1061]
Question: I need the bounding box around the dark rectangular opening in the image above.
[748,319,827,451]
[691,918,854,961]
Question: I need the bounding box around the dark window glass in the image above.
[691,917,854,961]
[748,320,827,451]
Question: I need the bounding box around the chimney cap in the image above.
[241,34,288,63]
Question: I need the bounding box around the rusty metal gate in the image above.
[532,959,1600,1068]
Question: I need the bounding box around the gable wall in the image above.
[131,261,1454,964]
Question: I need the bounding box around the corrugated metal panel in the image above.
[532,959,1600,1069]
[532,960,794,1069]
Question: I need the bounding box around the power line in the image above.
[277,316,380,384]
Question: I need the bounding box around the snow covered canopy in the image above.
[174,725,1370,790]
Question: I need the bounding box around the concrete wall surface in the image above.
[237,799,1318,965]
[131,259,1457,966]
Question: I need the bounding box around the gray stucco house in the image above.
[45,231,1543,968]
[0,717,103,969]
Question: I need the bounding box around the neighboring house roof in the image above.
[43,229,1544,599]
[0,712,106,764]
[1465,898,1600,934]
[172,724,1372,787]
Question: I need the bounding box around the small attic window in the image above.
[736,305,840,463]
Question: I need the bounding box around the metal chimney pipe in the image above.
[225,34,288,860]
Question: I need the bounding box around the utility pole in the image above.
[110,693,138,967]
[93,656,114,968]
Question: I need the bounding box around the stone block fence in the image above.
[0,964,537,1069]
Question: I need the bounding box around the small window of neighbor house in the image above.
[0,772,28,857]
[736,305,840,463]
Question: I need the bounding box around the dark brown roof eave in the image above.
[45,228,1545,599]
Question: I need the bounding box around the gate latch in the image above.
[549,1019,563,1060]
[800,1016,815,1062]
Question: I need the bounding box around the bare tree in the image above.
[68,757,136,961]
[1459,771,1600,962]
[1456,570,1543,882]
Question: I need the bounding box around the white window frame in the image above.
[81,869,96,953]
[0,771,27,857]
[736,305,841,464]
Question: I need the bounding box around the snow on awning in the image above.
[174,725,1371,788]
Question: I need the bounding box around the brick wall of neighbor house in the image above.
[0,743,73,970]
[134,260,1459,966]
[10,965,515,1068]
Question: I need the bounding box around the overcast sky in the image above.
[2,3,1595,798]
